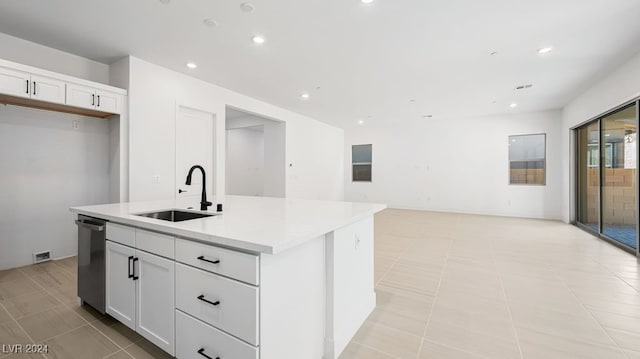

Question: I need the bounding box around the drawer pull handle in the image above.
[132,257,139,280]
[197,348,219,359]
[197,294,220,307]
[197,255,220,264]
[128,256,134,279]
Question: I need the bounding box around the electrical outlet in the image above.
[72,120,80,130]
[151,175,160,184]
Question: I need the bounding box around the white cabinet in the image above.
[106,240,175,356]
[66,83,122,114]
[0,67,65,104]
[175,263,259,345]
[30,74,66,104]
[0,67,30,99]
[176,311,259,359]
[136,250,175,355]
[106,241,136,329]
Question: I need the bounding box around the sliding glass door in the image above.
[577,122,600,232]
[576,102,638,251]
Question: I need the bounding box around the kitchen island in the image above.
[71,195,385,359]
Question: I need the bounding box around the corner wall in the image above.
[0,106,111,270]
[344,110,563,219]
[561,51,640,223]
[127,57,344,203]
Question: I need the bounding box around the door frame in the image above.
[572,98,640,255]
[174,101,223,201]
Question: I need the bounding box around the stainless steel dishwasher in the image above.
[75,215,106,314]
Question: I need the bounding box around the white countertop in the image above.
[70,196,386,254]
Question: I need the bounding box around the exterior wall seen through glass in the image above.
[508,134,546,185]
[352,144,372,182]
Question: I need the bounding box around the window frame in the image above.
[508,133,547,186]
[352,144,372,182]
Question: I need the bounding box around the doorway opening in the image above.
[225,107,285,197]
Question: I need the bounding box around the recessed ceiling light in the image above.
[510,103,518,108]
[358,120,365,125]
[605,134,611,137]
[158,0,170,4]
[186,62,197,69]
[252,35,265,44]
[240,2,255,12]
[409,99,416,103]
[301,93,310,99]
[203,18,218,27]
[538,47,553,54]
[361,0,374,3]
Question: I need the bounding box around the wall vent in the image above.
[515,84,533,90]
[33,250,51,263]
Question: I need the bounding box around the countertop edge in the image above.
[70,204,386,255]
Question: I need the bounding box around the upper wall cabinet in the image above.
[0,59,126,118]
[0,67,66,105]
[67,83,121,114]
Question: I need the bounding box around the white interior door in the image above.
[176,105,214,200]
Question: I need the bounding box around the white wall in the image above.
[226,115,286,197]
[127,56,344,204]
[0,32,110,84]
[561,51,640,223]
[226,127,265,196]
[0,106,111,270]
[344,110,563,219]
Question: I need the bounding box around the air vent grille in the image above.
[515,84,533,90]
[33,250,51,263]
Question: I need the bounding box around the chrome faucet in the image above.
[185,165,212,211]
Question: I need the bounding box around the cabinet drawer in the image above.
[106,223,135,247]
[176,310,258,359]
[175,238,259,285]
[136,229,175,259]
[176,263,259,345]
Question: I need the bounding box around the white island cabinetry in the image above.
[105,226,175,356]
[72,196,386,359]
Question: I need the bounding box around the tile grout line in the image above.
[350,340,401,359]
[374,236,415,287]
[16,262,134,357]
[0,290,47,359]
[553,258,633,355]
[491,238,526,359]
[416,215,457,359]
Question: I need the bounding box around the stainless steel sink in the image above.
[134,210,216,222]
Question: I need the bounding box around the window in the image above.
[508,134,546,185]
[352,144,372,182]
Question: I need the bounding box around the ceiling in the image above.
[1,0,640,129]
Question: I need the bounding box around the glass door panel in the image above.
[601,104,637,249]
[577,122,600,231]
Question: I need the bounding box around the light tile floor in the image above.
[1,209,640,359]
[342,209,640,359]
[0,257,170,359]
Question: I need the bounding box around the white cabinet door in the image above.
[106,241,136,330]
[30,74,66,104]
[136,250,175,356]
[66,83,96,110]
[0,67,30,99]
[175,105,214,200]
[95,89,121,114]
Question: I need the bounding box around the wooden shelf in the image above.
[0,93,117,118]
